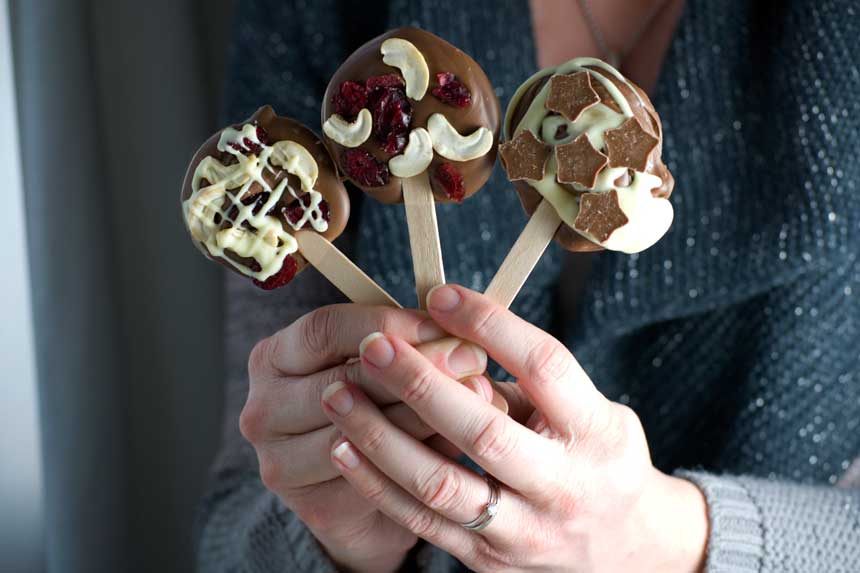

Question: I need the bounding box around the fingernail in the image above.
[332,440,360,469]
[448,343,487,376]
[465,377,491,403]
[360,332,394,368]
[417,319,446,342]
[427,285,461,312]
[322,381,354,416]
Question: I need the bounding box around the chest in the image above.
[529,0,685,92]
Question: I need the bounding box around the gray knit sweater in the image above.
[197,1,860,571]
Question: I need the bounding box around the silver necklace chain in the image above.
[576,0,670,68]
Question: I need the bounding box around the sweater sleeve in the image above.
[677,470,860,573]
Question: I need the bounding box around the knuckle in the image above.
[360,478,390,507]
[524,339,571,386]
[258,455,283,492]
[402,506,443,539]
[357,424,388,454]
[401,367,437,405]
[301,307,338,358]
[470,416,519,465]
[375,308,398,336]
[248,336,278,379]
[239,397,268,444]
[414,463,462,511]
[471,305,502,340]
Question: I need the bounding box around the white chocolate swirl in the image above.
[183,124,328,281]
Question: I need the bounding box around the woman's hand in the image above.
[321,286,710,572]
[240,304,493,573]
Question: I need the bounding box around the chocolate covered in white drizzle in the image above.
[183,124,328,281]
[507,58,673,254]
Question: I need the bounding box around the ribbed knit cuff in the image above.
[675,471,764,573]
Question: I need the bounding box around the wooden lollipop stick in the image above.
[297,230,508,412]
[296,231,402,308]
[485,199,562,309]
[402,171,445,309]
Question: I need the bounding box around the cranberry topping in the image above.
[431,72,472,108]
[368,87,412,154]
[365,74,405,91]
[331,80,368,120]
[253,255,298,290]
[255,125,270,145]
[434,163,466,202]
[342,149,390,187]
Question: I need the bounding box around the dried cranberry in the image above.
[243,137,263,155]
[342,149,390,187]
[331,80,368,120]
[227,205,240,221]
[249,260,262,273]
[431,72,471,108]
[255,125,270,145]
[253,255,298,290]
[365,74,405,91]
[283,198,331,228]
[369,87,412,154]
[283,201,304,226]
[241,191,272,215]
[434,163,466,202]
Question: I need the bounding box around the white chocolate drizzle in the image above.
[183,124,328,281]
[507,58,672,254]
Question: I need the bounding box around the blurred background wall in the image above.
[5,0,235,571]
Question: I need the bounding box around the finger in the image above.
[256,401,440,488]
[427,285,607,435]
[424,435,463,460]
[323,382,499,527]
[251,304,446,378]
[330,438,478,559]
[492,381,534,425]
[246,339,489,436]
[358,334,553,496]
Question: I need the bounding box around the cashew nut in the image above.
[427,113,494,162]
[269,140,319,193]
[185,184,227,242]
[388,128,433,177]
[381,38,429,100]
[323,108,372,148]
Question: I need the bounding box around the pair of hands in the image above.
[240,285,708,572]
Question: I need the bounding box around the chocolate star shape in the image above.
[499,130,552,181]
[604,118,659,171]
[555,134,608,188]
[590,79,623,114]
[574,189,629,243]
[545,72,600,122]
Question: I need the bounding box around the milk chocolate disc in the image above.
[321,27,500,204]
[501,60,675,254]
[180,105,349,289]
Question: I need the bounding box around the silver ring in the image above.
[461,475,501,532]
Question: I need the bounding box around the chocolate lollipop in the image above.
[486,59,675,307]
[321,27,500,307]
[181,105,398,307]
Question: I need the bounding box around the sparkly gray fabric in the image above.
[196,1,860,572]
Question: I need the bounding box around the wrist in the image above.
[634,469,709,572]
